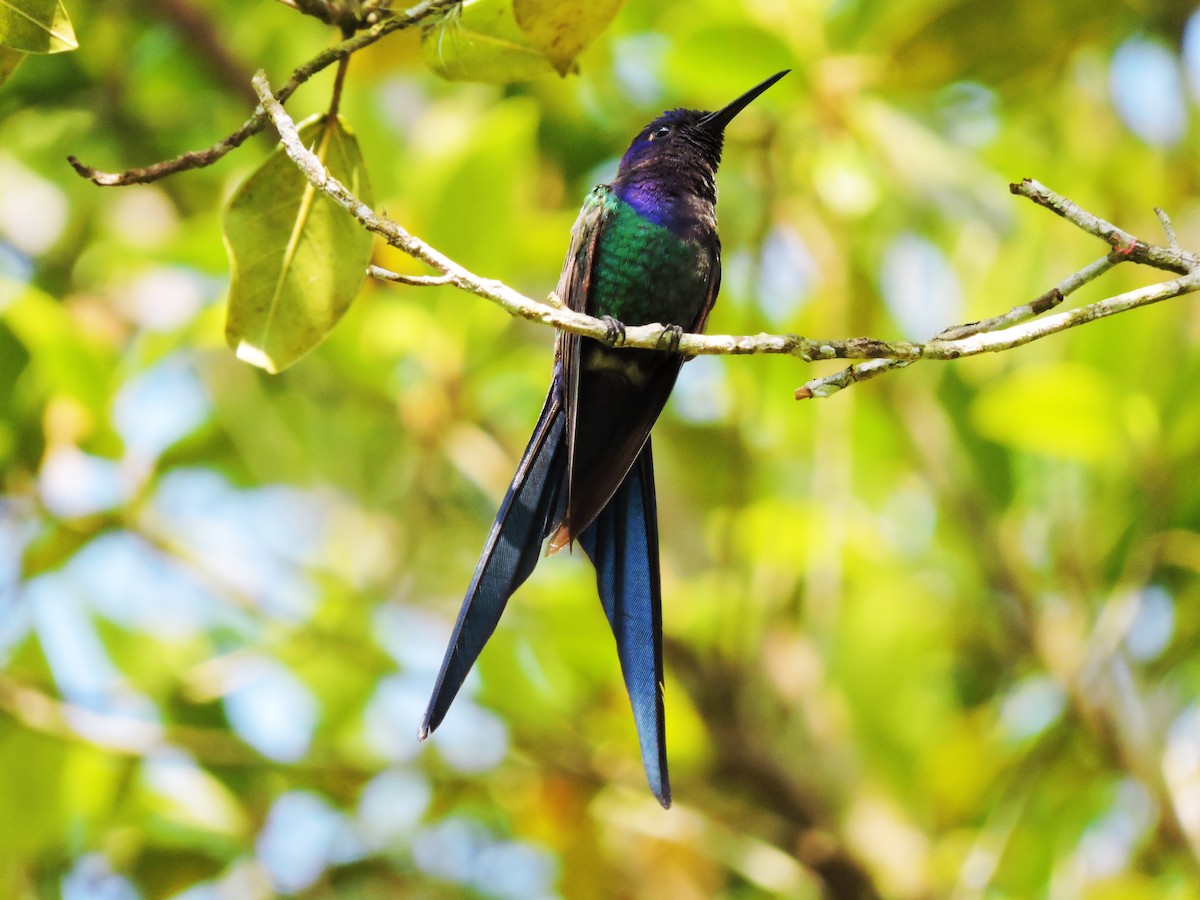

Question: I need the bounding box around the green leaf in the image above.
[0,729,68,854]
[2,283,112,413]
[0,0,77,54]
[968,362,1136,465]
[513,0,623,76]
[0,44,24,83]
[223,114,374,374]
[421,0,555,83]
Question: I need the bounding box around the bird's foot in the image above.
[601,315,627,347]
[657,324,684,352]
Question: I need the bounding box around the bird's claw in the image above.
[601,315,627,347]
[657,324,684,353]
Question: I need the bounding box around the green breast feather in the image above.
[589,191,710,328]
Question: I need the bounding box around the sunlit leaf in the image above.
[421,0,554,83]
[0,44,24,83]
[0,730,68,853]
[2,285,111,412]
[223,114,374,374]
[513,0,624,76]
[0,0,77,54]
[968,362,1129,464]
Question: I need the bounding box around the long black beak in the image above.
[698,69,789,133]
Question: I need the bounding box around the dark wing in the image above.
[419,383,567,740]
[553,184,611,532]
[577,439,669,807]
[691,228,722,336]
[551,198,721,549]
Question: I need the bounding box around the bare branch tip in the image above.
[1155,206,1181,251]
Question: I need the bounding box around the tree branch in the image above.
[797,252,1118,400]
[370,264,456,286]
[249,73,1200,398]
[66,0,459,186]
[1011,179,1198,274]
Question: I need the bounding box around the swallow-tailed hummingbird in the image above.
[419,70,789,808]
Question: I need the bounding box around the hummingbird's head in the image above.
[616,70,789,184]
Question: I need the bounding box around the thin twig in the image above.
[795,358,914,399]
[327,42,352,119]
[369,264,456,286]
[799,252,1122,400]
[67,0,458,187]
[1011,179,1197,274]
[1156,207,1180,252]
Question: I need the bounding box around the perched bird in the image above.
[419,71,789,808]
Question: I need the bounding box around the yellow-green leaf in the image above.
[0,0,77,54]
[223,114,374,374]
[0,44,23,83]
[968,362,1137,465]
[513,0,623,76]
[1,282,112,412]
[421,0,554,83]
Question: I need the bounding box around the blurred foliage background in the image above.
[3,0,1200,897]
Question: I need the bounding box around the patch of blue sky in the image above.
[146,469,323,620]
[38,446,129,518]
[612,33,669,107]
[363,673,439,765]
[1184,10,1200,100]
[29,575,126,707]
[113,353,211,462]
[61,853,141,900]
[879,232,963,340]
[255,791,350,894]
[412,818,559,900]
[357,768,432,850]
[223,655,318,763]
[0,239,32,287]
[374,602,461,674]
[999,674,1065,744]
[672,355,731,425]
[0,502,35,661]
[362,671,507,773]
[1124,585,1174,662]
[431,697,509,774]
[758,225,817,325]
[1110,36,1187,147]
[68,530,239,639]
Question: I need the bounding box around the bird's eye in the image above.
[653,126,671,139]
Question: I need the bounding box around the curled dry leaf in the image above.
[513,0,624,76]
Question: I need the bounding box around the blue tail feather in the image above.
[421,384,669,808]
[419,388,566,740]
[578,440,669,807]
